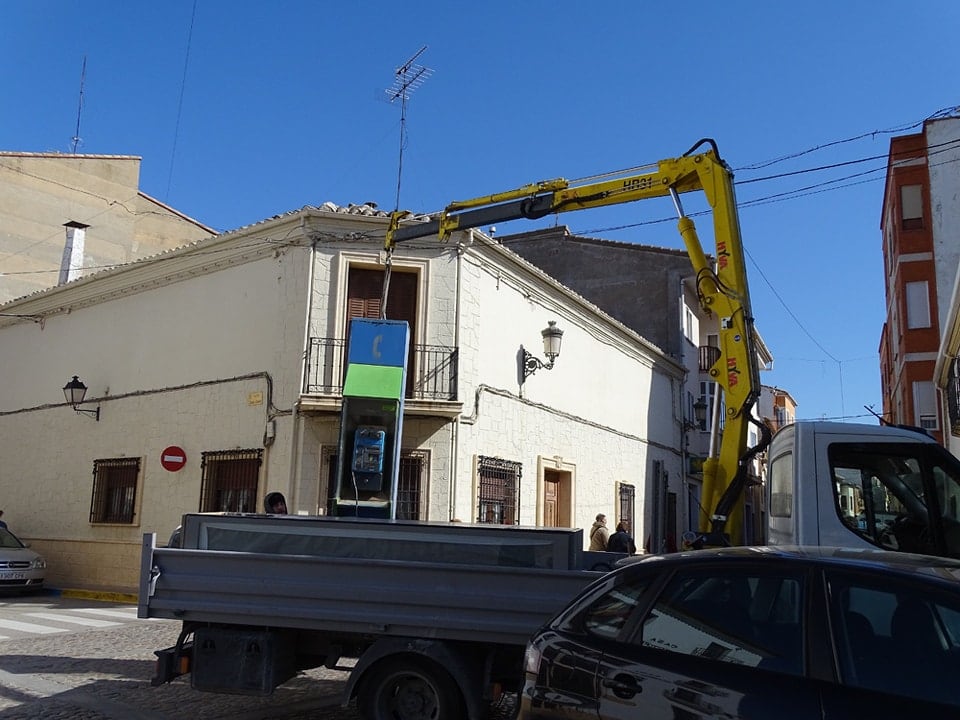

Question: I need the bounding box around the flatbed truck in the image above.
[140,513,616,720]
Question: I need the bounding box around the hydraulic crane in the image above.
[385,139,770,545]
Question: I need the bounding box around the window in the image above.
[396,451,427,520]
[199,449,263,513]
[683,305,696,344]
[769,452,793,518]
[476,455,520,524]
[905,281,931,330]
[900,184,923,231]
[618,482,636,538]
[90,458,140,524]
[639,569,803,675]
[829,575,960,707]
[913,381,938,431]
[699,381,721,432]
[828,443,960,557]
[582,577,652,639]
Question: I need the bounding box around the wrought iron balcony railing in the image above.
[304,337,458,401]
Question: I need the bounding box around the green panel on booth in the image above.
[342,364,405,400]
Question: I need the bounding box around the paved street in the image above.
[0,593,359,720]
[0,593,519,720]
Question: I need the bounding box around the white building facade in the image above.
[0,205,686,591]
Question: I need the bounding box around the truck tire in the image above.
[358,656,466,720]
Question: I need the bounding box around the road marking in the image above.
[25,612,121,627]
[0,618,68,634]
[70,607,140,620]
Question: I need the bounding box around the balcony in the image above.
[699,345,721,373]
[302,337,461,417]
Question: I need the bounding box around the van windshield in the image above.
[829,443,960,559]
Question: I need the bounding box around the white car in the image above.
[0,527,46,593]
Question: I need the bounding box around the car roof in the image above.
[616,545,960,585]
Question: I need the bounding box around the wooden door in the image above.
[544,470,560,527]
[346,268,417,395]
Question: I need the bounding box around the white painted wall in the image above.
[453,235,685,541]
[0,233,312,548]
[928,118,960,334]
[0,207,689,587]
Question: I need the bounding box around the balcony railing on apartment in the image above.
[304,337,458,401]
[699,345,721,372]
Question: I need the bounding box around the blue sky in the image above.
[2,2,957,422]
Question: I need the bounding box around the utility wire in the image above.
[166,0,198,200]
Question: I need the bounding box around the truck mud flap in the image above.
[152,627,194,687]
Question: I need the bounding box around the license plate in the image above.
[0,572,26,580]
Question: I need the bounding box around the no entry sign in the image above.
[160,446,187,472]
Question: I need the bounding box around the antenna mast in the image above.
[379,47,432,319]
[384,46,432,214]
[71,56,87,153]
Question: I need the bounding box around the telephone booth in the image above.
[330,318,409,518]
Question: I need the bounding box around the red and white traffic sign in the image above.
[160,446,187,472]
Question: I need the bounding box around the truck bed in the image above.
[138,514,608,647]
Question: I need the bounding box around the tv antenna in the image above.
[384,46,432,213]
[70,55,87,153]
[380,46,432,318]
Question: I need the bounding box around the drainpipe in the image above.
[289,229,319,513]
[449,237,465,521]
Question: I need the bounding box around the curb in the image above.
[46,587,138,604]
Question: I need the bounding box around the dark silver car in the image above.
[0,527,46,593]
[520,546,960,718]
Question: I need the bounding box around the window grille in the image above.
[199,449,263,513]
[396,452,426,520]
[477,456,521,525]
[618,482,636,533]
[323,449,425,520]
[90,457,140,524]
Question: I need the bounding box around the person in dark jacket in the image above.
[606,521,637,554]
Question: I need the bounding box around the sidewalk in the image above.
[43,587,138,604]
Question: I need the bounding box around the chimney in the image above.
[59,220,89,285]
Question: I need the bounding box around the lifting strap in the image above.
[379,248,393,320]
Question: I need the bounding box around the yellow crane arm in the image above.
[386,140,767,544]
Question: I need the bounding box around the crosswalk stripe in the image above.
[70,607,140,620]
[25,612,121,628]
[0,618,68,634]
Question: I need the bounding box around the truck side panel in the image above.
[139,534,600,647]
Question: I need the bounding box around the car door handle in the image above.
[602,673,642,699]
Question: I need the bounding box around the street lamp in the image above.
[685,398,708,431]
[63,375,100,421]
[522,321,564,381]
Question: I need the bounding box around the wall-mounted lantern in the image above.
[685,397,708,430]
[63,375,100,421]
[522,321,564,381]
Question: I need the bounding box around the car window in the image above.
[636,569,804,676]
[0,529,23,549]
[580,577,652,640]
[829,573,960,707]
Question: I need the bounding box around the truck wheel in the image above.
[358,657,465,720]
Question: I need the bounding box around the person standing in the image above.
[607,521,637,554]
[589,513,609,551]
